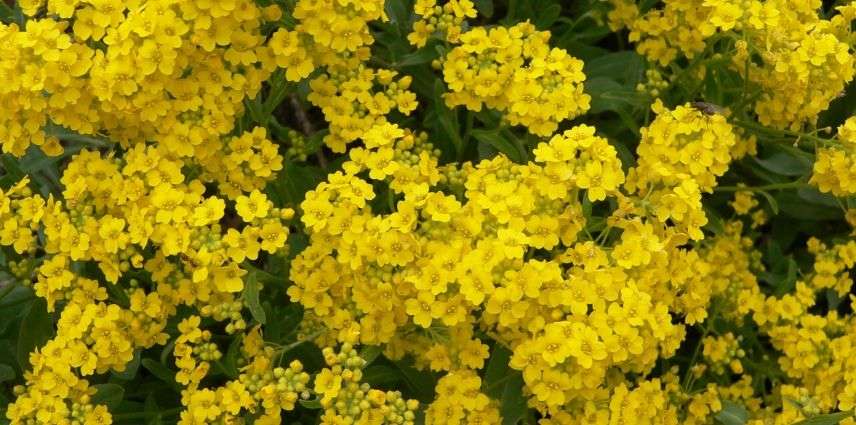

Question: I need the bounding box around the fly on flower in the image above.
[690,101,725,116]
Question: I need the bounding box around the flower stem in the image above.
[715,181,810,192]
[731,119,837,148]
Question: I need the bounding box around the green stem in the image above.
[715,181,810,192]
[275,330,325,365]
[264,71,292,116]
[50,132,113,148]
[731,119,837,148]
[682,307,718,391]
[387,188,396,213]
[461,112,474,162]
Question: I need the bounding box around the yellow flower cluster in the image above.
[0,0,283,160]
[7,297,162,424]
[0,180,40,256]
[265,0,420,152]
[425,370,499,424]
[174,321,313,424]
[731,2,855,130]
[195,127,283,199]
[703,332,746,375]
[309,67,418,153]
[1,139,294,422]
[292,0,385,53]
[408,0,477,47]
[611,0,718,66]
[0,1,424,422]
[538,371,726,425]
[630,101,738,193]
[610,0,855,130]
[625,101,739,239]
[288,102,757,420]
[442,22,591,136]
[722,234,856,423]
[811,116,856,196]
[3,0,856,423]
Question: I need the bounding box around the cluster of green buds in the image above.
[314,343,420,424]
[200,299,247,334]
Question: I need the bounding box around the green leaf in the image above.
[222,334,243,379]
[793,411,854,425]
[432,79,463,159]
[16,298,53,370]
[43,123,112,148]
[245,96,268,127]
[555,20,612,47]
[754,150,811,177]
[262,71,293,116]
[585,77,648,114]
[472,0,493,18]
[500,373,527,425]
[141,359,181,393]
[796,187,839,208]
[484,345,513,398]
[0,2,14,24]
[703,207,726,236]
[144,394,161,425]
[362,365,401,387]
[534,4,562,29]
[244,272,267,325]
[303,130,327,155]
[561,39,611,62]
[0,364,15,383]
[584,51,645,86]
[385,0,411,27]
[482,345,529,424]
[776,192,843,221]
[715,401,748,425]
[113,351,141,381]
[92,384,125,409]
[360,345,383,365]
[269,163,325,207]
[471,129,524,163]
[0,286,35,310]
[396,45,440,68]
[0,155,26,187]
[782,258,798,293]
[392,361,437,403]
[757,190,779,215]
[299,398,322,409]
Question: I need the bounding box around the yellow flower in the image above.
[212,264,247,293]
[314,368,342,399]
[424,192,461,222]
[235,190,271,222]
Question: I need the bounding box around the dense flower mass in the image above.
[609,0,856,130]
[811,116,856,196]
[0,0,855,424]
[442,22,590,136]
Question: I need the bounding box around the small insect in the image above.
[690,101,725,116]
[178,253,198,267]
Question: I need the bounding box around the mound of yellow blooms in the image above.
[0,0,855,424]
